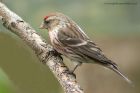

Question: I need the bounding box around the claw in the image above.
[62,70,76,78]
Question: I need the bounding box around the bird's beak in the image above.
[39,22,45,29]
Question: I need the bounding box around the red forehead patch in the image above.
[43,13,56,20]
[44,16,49,20]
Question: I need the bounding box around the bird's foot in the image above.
[63,70,76,78]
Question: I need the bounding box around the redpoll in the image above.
[40,12,132,84]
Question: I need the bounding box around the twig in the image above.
[0,2,84,93]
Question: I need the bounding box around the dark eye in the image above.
[44,20,50,24]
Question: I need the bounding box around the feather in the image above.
[106,64,133,85]
[41,12,132,85]
[57,26,114,64]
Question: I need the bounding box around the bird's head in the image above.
[39,12,69,31]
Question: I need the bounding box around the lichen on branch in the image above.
[0,2,84,93]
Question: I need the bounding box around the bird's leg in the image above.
[71,62,82,73]
[63,62,81,78]
[63,62,82,78]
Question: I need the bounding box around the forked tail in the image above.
[107,64,133,86]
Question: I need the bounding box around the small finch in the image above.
[40,12,132,84]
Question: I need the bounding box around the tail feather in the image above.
[107,64,133,85]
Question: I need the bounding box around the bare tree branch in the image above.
[0,2,84,93]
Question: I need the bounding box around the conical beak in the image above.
[39,22,45,29]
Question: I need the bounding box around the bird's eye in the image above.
[45,21,50,24]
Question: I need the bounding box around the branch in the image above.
[0,2,84,93]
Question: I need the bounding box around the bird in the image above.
[39,12,132,84]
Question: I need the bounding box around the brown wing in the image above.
[57,26,117,67]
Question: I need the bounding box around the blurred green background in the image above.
[0,0,140,93]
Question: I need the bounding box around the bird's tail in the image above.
[106,64,133,85]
